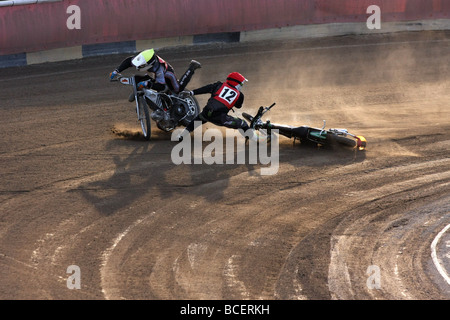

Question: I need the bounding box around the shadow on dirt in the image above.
[278,137,367,166]
[76,133,256,215]
[76,131,366,215]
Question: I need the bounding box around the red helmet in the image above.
[226,72,247,87]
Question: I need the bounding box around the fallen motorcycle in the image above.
[242,103,367,150]
[112,74,200,140]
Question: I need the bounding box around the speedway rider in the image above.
[178,72,263,142]
[109,48,201,96]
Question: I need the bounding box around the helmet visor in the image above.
[235,78,248,90]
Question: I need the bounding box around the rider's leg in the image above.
[218,114,265,142]
[135,75,151,82]
[164,71,180,93]
[219,114,250,131]
[178,60,201,93]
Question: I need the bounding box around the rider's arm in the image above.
[152,64,167,91]
[116,56,134,72]
[234,92,244,109]
[192,82,222,95]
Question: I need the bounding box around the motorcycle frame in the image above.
[246,103,366,149]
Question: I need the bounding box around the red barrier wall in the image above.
[0,0,449,55]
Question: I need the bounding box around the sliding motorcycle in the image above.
[242,103,367,150]
[112,74,200,140]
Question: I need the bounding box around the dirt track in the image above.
[0,31,449,300]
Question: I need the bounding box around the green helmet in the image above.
[131,49,157,70]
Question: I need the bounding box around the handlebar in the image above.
[250,102,276,128]
[109,72,123,82]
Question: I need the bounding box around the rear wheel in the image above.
[137,96,151,140]
[329,134,357,148]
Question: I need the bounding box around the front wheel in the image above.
[137,95,151,140]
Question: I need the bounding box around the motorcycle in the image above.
[112,74,200,140]
[242,103,367,150]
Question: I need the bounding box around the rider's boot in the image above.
[128,92,135,102]
[189,60,202,71]
[178,60,202,92]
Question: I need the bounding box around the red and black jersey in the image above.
[212,82,241,109]
[193,81,244,113]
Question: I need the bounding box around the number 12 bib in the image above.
[213,83,240,109]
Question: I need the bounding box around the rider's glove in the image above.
[137,81,149,90]
[109,69,119,81]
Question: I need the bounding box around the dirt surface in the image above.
[0,31,449,300]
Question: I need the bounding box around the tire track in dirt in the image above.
[276,146,450,299]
